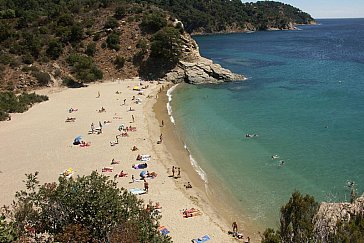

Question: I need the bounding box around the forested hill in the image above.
[135,0,315,33]
[0,0,314,94]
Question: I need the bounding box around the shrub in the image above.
[70,24,84,42]
[22,53,34,64]
[46,39,63,59]
[32,71,51,86]
[66,54,103,82]
[141,12,167,33]
[106,32,120,51]
[261,191,319,243]
[0,92,48,120]
[2,172,172,242]
[150,26,181,61]
[114,55,125,69]
[114,6,126,20]
[93,32,101,41]
[62,77,84,88]
[104,17,119,29]
[85,42,96,56]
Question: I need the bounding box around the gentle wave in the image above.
[184,144,208,183]
[166,84,179,124]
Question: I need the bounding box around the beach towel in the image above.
[192,235,210,243]
[132,163,147,169]
[158,226,170,235]
[129,188,146,195]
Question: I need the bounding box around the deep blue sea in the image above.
[170,19,364,228]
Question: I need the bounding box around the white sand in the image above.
[0,79,240,242]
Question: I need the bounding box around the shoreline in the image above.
[154,83,262,241]
[0,79,240,242]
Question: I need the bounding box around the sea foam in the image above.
[184,144,208,183]
[166,84,179,124]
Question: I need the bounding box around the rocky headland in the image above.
[162,33,245,84]
[314,194,364,240]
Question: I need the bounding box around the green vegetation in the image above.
[140,11,167,32]
[66,54,103,82]
[114,55,126,69]
[106,32,121,51]
[0,171,171,242]
[0,0,314,95]
[0,92,48,120]
[151,26,181,62]
[261,191,364,242]
[136,0,314,33]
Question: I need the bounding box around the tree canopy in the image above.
[1,171,171,242]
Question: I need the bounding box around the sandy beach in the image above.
[0,78,245,242]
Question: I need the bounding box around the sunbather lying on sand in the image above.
[182,208,202,218]
[119,170,128,177]
[80,141,91,147]
[102,167,113,172]
[65,117,76,122]
[111,158,120,165]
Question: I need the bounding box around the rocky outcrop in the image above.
[162,32,245,84]
[314,194,364,241]
[163,58,245,84]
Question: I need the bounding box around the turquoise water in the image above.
[171,19,364,228]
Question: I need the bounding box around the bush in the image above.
[114,55,125,69]
[141,11,167,32]
[66,54,103,82]
[85,42,97,56]
[261,191,319,243]
[22,53,34,64]
[62,77,84,88]
[106,32,120,51]
[1,172,172,242]
[46,39,63,59]
[114,6,126,20]
[104,17,119,29]
[32,71,51,86]
[93,32,101,41]
[150,26,181,61]
[0,92,48,120]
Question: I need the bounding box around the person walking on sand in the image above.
[123,99,126,105]
[97,91,100,98]
[177,167,181,178]
[161,120,164,127]
[172,166,175,177]
[144,179,149,193]
[91,123,94,133]
[232,222,238,236]
[132,115,135,123]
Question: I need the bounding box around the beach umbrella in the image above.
[133,86,140,91]
[140,170,147,178]
[74,136,82,142]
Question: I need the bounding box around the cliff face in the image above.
[162,33,245,84]
[314,194,364,241]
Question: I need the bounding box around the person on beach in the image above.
[123,99,126,105]
[185,182,192,189]
[177,167,181,178]
[161,120,164,127]
[96,91,100,98]
[159,133,163,143]
[131,175,135,183]
[172,166,175,177]
[144,179,149,193]
[232,222,238,236]
[132,115,135,123]
[91,123,94,133]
